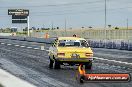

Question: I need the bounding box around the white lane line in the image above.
[15,45,20,47]
[45,50,49,52]
[42,49,49,52]
[27,47,32,48]
[0,48,71,87]
[94,57,132,65]
[7,44,12,46]
[20,46,25,48]
[40,49,45,51]
[0,69,36,87]
[1,43,5,45]
[34,48,39,50]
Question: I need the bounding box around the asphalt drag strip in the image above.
[0,40,132,87]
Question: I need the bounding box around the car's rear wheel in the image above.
[85,61,92,69]
[49,57,53,69]
[54,60,61,69]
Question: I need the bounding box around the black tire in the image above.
[49,58,53,69]
[80,75,85,84]
[54,60,61,69]
[85,61,92,69]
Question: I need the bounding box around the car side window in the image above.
[58,40,66,46]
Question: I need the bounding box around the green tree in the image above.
[115,27,119,29]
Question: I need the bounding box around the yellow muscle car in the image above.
[48,37,93,69]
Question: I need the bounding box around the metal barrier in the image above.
[30,30,132,50]
[128,41,132,51]
[0,36,55,44]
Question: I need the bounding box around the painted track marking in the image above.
[34,48,39,50]
[27,47,32,48]
[7,44,12,46]
[20,46,25,48]
[1,43,5,45]
[15,45,20,46]
[94,57,132,65]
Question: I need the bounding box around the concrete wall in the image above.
[0,33,11,36]
[46,29,132,40]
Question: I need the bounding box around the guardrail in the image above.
[0,36,132,51]
[0,36,55,44]
[87,39,132,51]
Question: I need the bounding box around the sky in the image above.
[0,0,131,29]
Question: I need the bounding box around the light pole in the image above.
[127,18,128,30]
[65,19,67,36]
[105,0,107,28]
[51,21,54,30]
[27,16,30,37]
[127,18,129,40]
[104,0,107,48]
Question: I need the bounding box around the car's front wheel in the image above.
[85,61,92,69]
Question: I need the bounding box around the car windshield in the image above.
[58,40,89,47]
